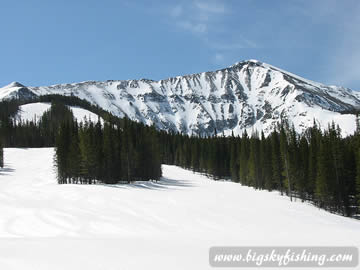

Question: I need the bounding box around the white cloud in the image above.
[170,0,226,36]
[194,1,226,14]
[167,0,257,64]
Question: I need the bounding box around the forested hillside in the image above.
[158,121,360,217]
[56,112,161,184]
[0,96,162,183]
[1,96,360,218]
[0,95,125,147]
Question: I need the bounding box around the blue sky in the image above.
[0,0,359,90]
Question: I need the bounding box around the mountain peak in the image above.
[3,82,25,89]
[230,59,263,68]
[1,62,359,137]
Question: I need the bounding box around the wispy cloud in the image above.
[170,0,226,36]
[194,1,226,14]
[167,0,257,65]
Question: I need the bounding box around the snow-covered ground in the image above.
[16,102,102,124]
[0,148,359,270]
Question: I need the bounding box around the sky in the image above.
[0,0,359,90]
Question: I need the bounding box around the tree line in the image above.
[1,96,360,217]
[55,106,161,184]
[158,120,360,217]
[0,95,128,148]
[0,138,3,168]
[0,97,162,183]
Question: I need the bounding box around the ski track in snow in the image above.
[0,148,359,270]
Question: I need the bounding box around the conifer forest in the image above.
[1,97,360,218]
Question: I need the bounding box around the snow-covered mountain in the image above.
[1,60,360,136]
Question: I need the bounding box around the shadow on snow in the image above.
[101,176,195,191]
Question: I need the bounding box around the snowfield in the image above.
[2,59,360,138]
[0,148,359,270]
[15,102,102,124]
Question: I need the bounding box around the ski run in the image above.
[0,148,359,269]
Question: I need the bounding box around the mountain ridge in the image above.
[1,60,359,136]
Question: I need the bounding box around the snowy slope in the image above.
[15,103,51,123]
[15,102,102,124]
[1,60,360,136]
[0,148,359,270]
[0,82,37,100]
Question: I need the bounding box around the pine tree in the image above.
[248,132,261,188]
[55,121,73,184]
[0,138,4,168]
[229,136,240,182]
[190,138,200,172]
[261,132,273,191]
[67,122,81,184]
[149,128,162,180]
[280,123,292,201]
[356,143,360,210]
[298,136,309,201]
[78,121,97,184]
[271,130,283,194]
[121,120,135,183]
[342,139,356,216]
[307,120,321,200]
[315,133,336,210]
[93,119,104,181]
[102,123,118,184]
[329,123,345,213]
[239,130,249,184]
[207,137,217,178]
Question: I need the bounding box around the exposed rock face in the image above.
[0,82,37,101]
[1,60,360,136]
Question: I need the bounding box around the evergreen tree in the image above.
[0,138,4,168]
[307,120,321,200]
[315,133,336,210]
[248,132,261,188]
[342,139,356,216]
[67,122,81,184]
[297,136,309,201]
[190,138,200,172]
[55,120,73,184]
[261,132,273,191]
[102,123,118,184]
[280,123,292,201]
[229,136,240,182]
[239,130,249,184]
[356,143,360,209]
[271,130,284,194]
[329,123,345,213]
